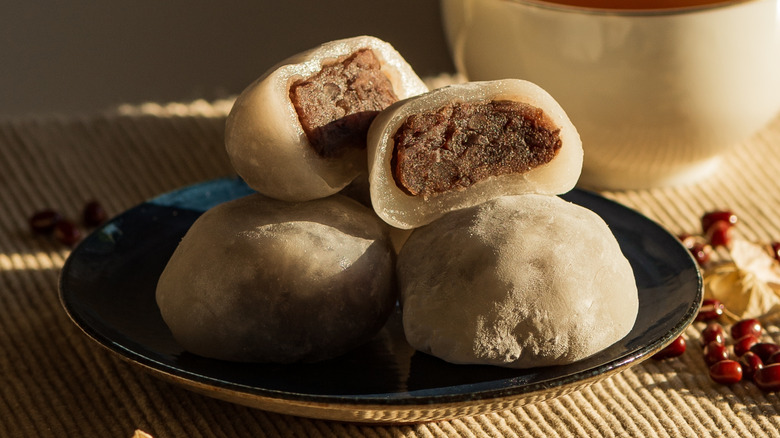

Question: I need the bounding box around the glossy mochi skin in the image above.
[367,79,583,229]
[398,194,638,368]
[225,36,428,202]
[155,193,397,363]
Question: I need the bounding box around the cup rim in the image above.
[506,0,759,16]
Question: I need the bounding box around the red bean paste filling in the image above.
[392,100,562,197]
[289,49,398,158]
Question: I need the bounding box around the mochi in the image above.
[156,193,397,363]
[397,194,637,368]
[225,36,427,202]
[367,79,582,229]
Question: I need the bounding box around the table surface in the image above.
[2,89,780,437]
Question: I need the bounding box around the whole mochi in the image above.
[397,194,638,368]
[155,193,397,363]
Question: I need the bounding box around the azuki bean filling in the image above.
[392,100,562,197]
[289,49,398,158]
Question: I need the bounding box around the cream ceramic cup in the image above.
[441,0,780,189]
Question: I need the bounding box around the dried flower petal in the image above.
[730,239,780,287]
[704,264,780,319]
[703,239,780,319]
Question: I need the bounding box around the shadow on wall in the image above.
[0,1,454,117]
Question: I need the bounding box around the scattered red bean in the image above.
[739,351,764,381]
[706,220,735,247]
[29,209,63,235]
[83,200,107,227]
[709,360,743,384]
[653,336,687,360]
[689,242,712,266]
[701,210,738,234]
[701,323,725,346]
[677,233,696,249]
[82,201,108,227]
[29,199,107,247]
[667,210,780,392]
[749,343,780,362]
[767,351,780,365]
[696,298,724,322]
[53,220,81,247]
[734,335,759,357]
[754,363,780,392]
[704,341,730,366]
[731,319,762,340]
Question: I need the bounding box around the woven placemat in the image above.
[1,98,779,437]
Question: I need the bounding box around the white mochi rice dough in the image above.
[397,194,638,368]
[155,193,397,363]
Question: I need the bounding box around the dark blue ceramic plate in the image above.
[59,177,702,424]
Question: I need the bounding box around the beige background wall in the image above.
[0,1,454,117]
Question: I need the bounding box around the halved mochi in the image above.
[367,79,583,229]
[225,36,428,202]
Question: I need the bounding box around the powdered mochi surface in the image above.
[156,193,396,363]
[398,194,638,368]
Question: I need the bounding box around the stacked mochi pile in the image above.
[156,36,639,368]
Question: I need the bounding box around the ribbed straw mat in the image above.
[1,96,780,437]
